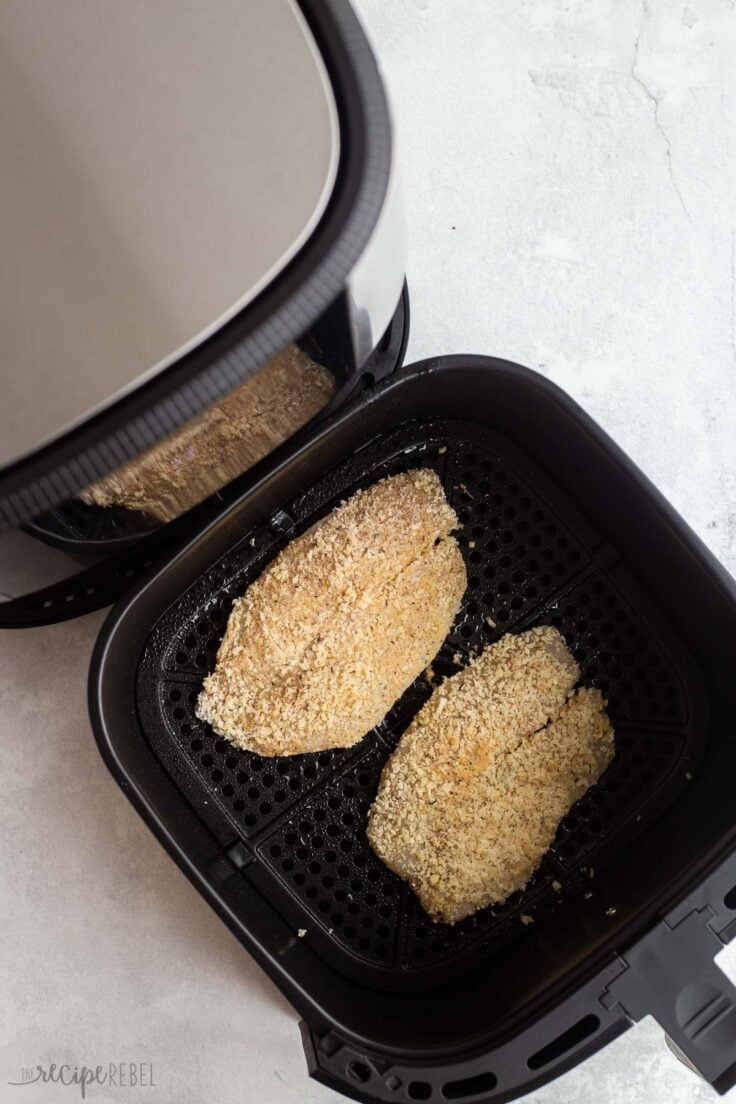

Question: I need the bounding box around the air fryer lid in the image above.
[0,0,397,532]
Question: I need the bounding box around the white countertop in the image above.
[2,1,736,1102]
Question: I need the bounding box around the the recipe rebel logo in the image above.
[7,1061,156,1099]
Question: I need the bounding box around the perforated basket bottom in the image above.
[135,418,705,987]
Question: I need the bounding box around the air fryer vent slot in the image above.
[527,1013,601,1070]
[135,418,706,987]
[442,1070,498,1099]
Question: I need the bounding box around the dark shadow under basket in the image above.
[90,358,736,1102]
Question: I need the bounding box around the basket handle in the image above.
[300,850,736,1102]
[601,848,736,1094]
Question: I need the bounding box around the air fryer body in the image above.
[0,0,405,535]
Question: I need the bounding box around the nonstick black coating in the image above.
[134,415,707,989]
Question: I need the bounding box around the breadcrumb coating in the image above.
[80,345,334,521]
[368,628,614,923]
[196,469,467,755]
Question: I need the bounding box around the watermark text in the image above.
[8,1062,156,1099]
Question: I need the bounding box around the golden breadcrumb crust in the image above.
[196,469,467,755]
[368,628,614,923]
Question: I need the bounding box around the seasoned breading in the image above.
[368,629,613,923]
[196,469,467,755]
[80,345,334,522]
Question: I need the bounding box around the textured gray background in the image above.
[1,1,736,1101]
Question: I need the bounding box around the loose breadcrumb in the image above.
[368,628,614,924]
[80,346,335,521]
[196,469,467,755]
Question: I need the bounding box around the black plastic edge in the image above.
[601,848,736,1093]
[88,356,736,1076]
[303,1005,631,1104]
[302,838,736,1102]
[22,510,155,556]
[0,0,393,531]
[0,522,186,628]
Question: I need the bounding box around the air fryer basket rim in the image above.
[89,356,736,1098]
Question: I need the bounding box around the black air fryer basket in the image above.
[90,357,736,1103]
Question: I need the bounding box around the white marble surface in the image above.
[2,1,736,1102]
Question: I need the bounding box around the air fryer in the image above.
[0,0,405,585]
[2,3,736,1104]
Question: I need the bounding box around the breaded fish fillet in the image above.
[196,469,467,756]
[80,345,334,522]
[368,628,613,923]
